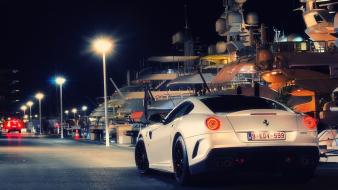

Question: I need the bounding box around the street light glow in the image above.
[82,105,88,111]
[55,76,66,85]
[26,101,34,107]
[71,108,77,114]
[92,36,114,54]
[20,105,27,111]
[35,92,44,100]
[65,110,69,114]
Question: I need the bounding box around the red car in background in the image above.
[2,118,25,133]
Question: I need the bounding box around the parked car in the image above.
[2,118,25,133]
[135,95,319,184]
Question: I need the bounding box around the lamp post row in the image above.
[20,88,89,137]
[19,35,114,143]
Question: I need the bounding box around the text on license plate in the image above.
[247,131,286,141]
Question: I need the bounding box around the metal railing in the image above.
[270,40,336,54]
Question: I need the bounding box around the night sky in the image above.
[0,0,305,116]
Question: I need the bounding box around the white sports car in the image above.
[135,95,319,184]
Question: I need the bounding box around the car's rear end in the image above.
[185,96,319,177]
[3,118,24,133]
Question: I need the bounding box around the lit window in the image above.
[314,14,324,23]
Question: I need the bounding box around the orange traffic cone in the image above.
[75,129,80,140]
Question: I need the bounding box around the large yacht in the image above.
[202,0,338,117]
[88,0,338,143]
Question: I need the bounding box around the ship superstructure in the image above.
[87,0,338,144]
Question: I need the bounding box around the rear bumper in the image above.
[189,146,319,175]
[7,128,21,132]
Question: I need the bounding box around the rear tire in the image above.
[173,136,191,185]
[135,138,150,174]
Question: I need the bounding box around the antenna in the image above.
[109,78,125,100]
[223,0,228,8]
[184,0,189,30]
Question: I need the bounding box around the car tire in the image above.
[173,136,191,185]
[135,137,150,174]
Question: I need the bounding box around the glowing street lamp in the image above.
[20,105,27,117]
[81,105,88,111]
[92,37,114,55]
[64,110,69,120]
[26,101,34,120]
[92,36,114,147]
[55,76,66,139]
[71,108,77,118]
[55,77,66,86]
[35,92,44,135]
[82,105,88,115]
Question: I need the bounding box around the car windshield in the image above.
[201,96,290,113]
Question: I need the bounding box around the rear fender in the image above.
[176,114,234,139]
[297,114,318,133]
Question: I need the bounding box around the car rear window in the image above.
[201,96,289,113]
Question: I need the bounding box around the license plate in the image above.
[247,131,286,141]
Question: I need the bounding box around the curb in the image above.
[67,137,136,150]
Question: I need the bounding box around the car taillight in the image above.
[7,122,11,128]
[205,117,221,130]
[302,115,317,130]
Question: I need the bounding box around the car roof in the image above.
[184,95,281,108]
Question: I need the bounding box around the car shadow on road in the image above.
[143,169,336,190]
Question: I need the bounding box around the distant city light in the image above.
[65,110,69,114]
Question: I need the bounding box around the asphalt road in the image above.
[0,133,338,190]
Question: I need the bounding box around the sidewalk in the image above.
[71,137,135,150]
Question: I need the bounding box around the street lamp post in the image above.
[20,105,27,118]
[56,76,66,139]
[65,110,69,119]
[26,101,34,121]
[81,105,89,139]
[71,108,77,119]
[35,92,44,135]
[92,36,114,147]
[81,105,88,116]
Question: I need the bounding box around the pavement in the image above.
[1,133,338,190]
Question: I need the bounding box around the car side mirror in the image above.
[148,113,164,124]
